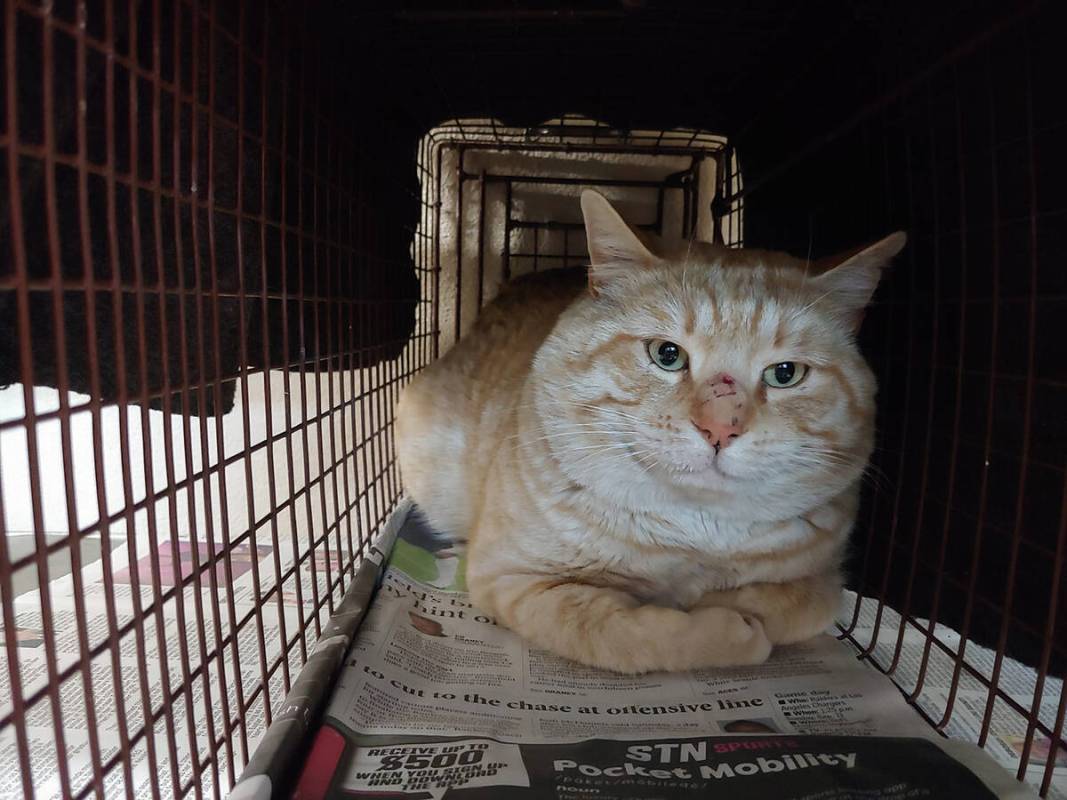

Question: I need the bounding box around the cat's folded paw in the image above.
[696,576,842,646]
[688,606,773,667]
[760,599,837,645]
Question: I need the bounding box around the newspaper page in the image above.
[0,518,311,798]
[844,592,1066,800]
[287,507,1057,800]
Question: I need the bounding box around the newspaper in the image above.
[252,506,1062,800]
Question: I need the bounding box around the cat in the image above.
[396,189,905,673]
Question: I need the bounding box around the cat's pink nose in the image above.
[691,416,746,452]
[691,374,748,452]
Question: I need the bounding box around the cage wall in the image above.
[738,7,1067,794]
[0,1,428,797]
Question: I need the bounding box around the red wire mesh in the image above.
[734,10,1066,796]
[0,0,428,796]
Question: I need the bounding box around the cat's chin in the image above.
[660,455,738,486]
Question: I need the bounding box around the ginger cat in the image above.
[397,190,905,673]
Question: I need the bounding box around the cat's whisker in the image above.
[790,460,891,492]
[865,466,895,486]
[563,444,659,470]
[512,435,635,454]
[514,427,642,444]
[633,452,660,475]
[561,449,659,469]
[556,442,644,454]
[515,432,636,446]
[567,403,649,425]
[516,398,643,416]
[511,423,641,442]
[540,419,642,429]
[786,451,856,466]
[511,419,643,435]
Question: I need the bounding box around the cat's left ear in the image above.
[580,190,662,295]
[811,232,907,330]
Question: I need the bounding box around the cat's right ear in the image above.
[580,190,661,295]
[811,231,907,331]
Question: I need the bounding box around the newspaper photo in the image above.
[273,506,1062,800]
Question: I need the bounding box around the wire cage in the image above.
[420,114,742,350]
[0,0,1064,798]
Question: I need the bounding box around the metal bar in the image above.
[3,2,77,793]
[476,170,486,308]
[883,82,943,678]
[978,23,1042,749]
[308,17,338,628]
[188,0,236,779]
[339,145,362,582]
[169,0,224,779]
[233,0,275,736]
[839,111,896,641]
[124,0,184,789]
[203,0,250,767]
[277,17,309,666]
[935,49,1004,733]
[442,139,725,159]
[257,1,293,699]
[0,426,34,799]
[432,139,443,357]
[39,2,105,795]
[476,173,672,188]
[454,145,464,343]
[906,64,970,705]
[852,133,920,664]
[502,179,512,281]
[143,0,206,794]
[102,0,166,791]
[294,3,323,644]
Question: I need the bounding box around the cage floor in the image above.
[254,504,1061,799]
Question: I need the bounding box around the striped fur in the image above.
[397,191,905,673]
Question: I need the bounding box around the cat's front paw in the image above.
[759,596,838,645]
[686,606,773,667]
[697,577,842,646]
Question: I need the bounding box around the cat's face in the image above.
[532,192,905,522]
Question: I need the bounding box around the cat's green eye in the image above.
[647,339,688,372]
[762,361,808,388]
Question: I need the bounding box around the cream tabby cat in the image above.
[397,190,905,673]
